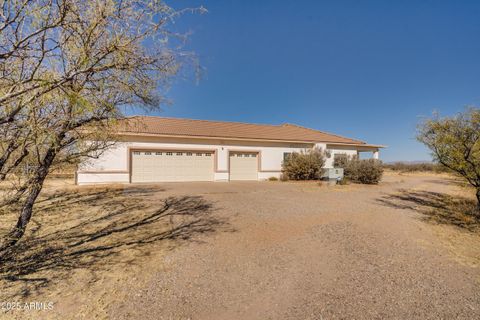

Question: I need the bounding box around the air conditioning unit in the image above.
[322,168,344,180]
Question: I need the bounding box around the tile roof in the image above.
[118,116,368,145]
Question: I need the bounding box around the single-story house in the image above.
[76,116,384,184]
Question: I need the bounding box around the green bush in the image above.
[268,176,279,181]
[282,148,326,180]
[335,156,383,184]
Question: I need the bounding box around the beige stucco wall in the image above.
[77,136,312,184]
[323,144,359,168]
[76,136,379,184]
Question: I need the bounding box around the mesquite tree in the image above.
[0,0,203,253]
[417,108,480,212]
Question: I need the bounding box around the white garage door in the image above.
[131,150,214,183]
[229,152,258,181]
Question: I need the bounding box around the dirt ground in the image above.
[1,171,480,319]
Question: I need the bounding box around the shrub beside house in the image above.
[334,154,383,184]
[280,149,383,184]
[281,148,326,180]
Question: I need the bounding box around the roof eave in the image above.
[116,131,367,146]
[326,142,387,148]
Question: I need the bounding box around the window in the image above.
[283,152,292,161]
[245,154,250,157]
[252,154,257,157]
[237,154,243,157]
[133,151,140,155]
[144,152,151,155]
[166,152,173,156]
[186,152,193,156]
[205,153,211,157]
[196,153,202,156]
[176,152,183,156]
[155,152,162,155]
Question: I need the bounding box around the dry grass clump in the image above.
[383,162,449,173]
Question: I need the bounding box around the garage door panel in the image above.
[131,151,214,182]
[229,152,258,181]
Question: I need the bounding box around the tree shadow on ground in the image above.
[421,177,471,188]
[377,189,480,231]
[0,185,231,299]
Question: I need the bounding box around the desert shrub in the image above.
[336,156,383,184]
[333,153,349,168]
[348,159,383,184]
[383,162,450,173]
[282,148,326,180]
[279,174,289,181]
[268,176,279,181]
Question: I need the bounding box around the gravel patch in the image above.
[108,173,480,319]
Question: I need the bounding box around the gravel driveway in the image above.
[108,173,480,320]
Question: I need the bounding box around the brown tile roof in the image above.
[118,116,368,145]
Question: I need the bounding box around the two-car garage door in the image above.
[131,150,214,183]
[131,150,260,183]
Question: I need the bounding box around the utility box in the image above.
[322,168,344,180]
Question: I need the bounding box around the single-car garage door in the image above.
[131,150,214,183]
[229,152,258,181]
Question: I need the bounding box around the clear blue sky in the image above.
[138,0,480,162]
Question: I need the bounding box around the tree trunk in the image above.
[0,181,44,252]
[0,147,56,254]
[476,188,480,214]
